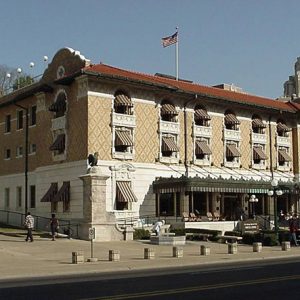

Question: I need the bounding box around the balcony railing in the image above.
[223,128,241,141]
[112,112,136,127]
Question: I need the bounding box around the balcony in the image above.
[112,113,136,128]
[223,128,241,141]
[51,116,66,131]
[251,132,267,144]
[194,125,212,138]
[159,120,180,134]
[276,136,290,147]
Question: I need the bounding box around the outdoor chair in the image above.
[190,212,201,221]
[206,212,213,221]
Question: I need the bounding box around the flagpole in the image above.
[176,27,179,81]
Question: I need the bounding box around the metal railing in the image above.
[0,210,79,238]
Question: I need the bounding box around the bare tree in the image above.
[0,65,18,96]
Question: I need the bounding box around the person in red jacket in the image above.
[289,214,299,246]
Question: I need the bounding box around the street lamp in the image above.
[249,194,258,219]
[268,179,283,242]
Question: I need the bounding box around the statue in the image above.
[87,152,99,172]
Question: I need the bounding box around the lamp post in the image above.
[249,194,258,219]
[268,179,283,242]
[14,103,29,215]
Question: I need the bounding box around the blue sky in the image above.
[1,0,300,99]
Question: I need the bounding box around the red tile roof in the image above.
[84,63,297,113]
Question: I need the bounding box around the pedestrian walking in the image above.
[24,212,34,242]
[289,213,299,246]
[49,214,59,241]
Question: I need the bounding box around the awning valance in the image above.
[114,94,133,107]
[226,144,241,157]
[225,113,240,125]
[53,181,70,203]
[116,181,138,202]
[49,134,65,151]
[115,130,133,146]
[41,183,58,202]
[161,103,178,115]
[195,140,212,155]
[162,136,179,152]
[194,109,211,121]
[277,122,291,133]
[278,149,292,162]
[253,146,267,160]
[252,118,266,129]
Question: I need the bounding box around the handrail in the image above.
[0,209,80,238]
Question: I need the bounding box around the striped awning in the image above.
[48,97,66,113]
[115,130,133,146]
[278,149,292,162]
[161,103,178,115]
[195,140,212,155]
[162,136,179,152]
[225,113,240,125]
[194,109,211,121]
[226,144,241,157]
[41,183,58,202]
[116,181,138,202]
[253,146,267,160]
[114,94,133,107]
[49,134,65,151]
[53,181,70,203]
[277,122,291,133]
[252,118,266,129]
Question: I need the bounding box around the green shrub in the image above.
[224,231,241,237]
[170,228,185,236]
[133,228,150,240]
[262,233,278,246]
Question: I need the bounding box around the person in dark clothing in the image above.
[49,214,59,241]
[289,214,299,246]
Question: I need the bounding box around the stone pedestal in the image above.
[79,172,123,241]
[109,250,120,261]
[124,226,134,241]
[228,243,238,254]
[282,241,291,251]
[72,251,84,264]
[172,246,183,258]
[144,248,155,259]
[200,245,210,256]
[253,242,262,252]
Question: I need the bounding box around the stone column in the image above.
[79,169,123,241]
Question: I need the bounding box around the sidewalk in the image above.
[0,230,300,282]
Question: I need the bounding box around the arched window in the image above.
[277,119,291,137]
[49,92,67,118]
[252,115,266,134]
[114,91,133,115]
[161,101,178,122]
[224,111,240,130]
[194,105,211,126]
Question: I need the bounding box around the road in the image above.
[1,257,300,299]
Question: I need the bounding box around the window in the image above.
[225,142,241,162]
[224,112,240,130]
[159,193,174,216]
[161,101,178,122]
[114,129,133,153]
[16,186,22,208]
[5,115,11,133]
[194,106,211,127]
[29,143,36,154]
[114,92,133,115]
[16,146,23,157]
[278,147,292,166]
[161,135,179,157]
[195,138,212,160]
[51,201,58,213]
[30,105,37,126]
[115,181,137,211]
[49,92,67,118]
[30,185,36,208]
[252,116,266,134]
[49,134,65,154]
[17,110,23,130]
[277,121,291,137]
[5,149,11,159]
[253,145,267,164]
[4,188,10,208]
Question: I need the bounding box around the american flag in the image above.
[161,31,178,48]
